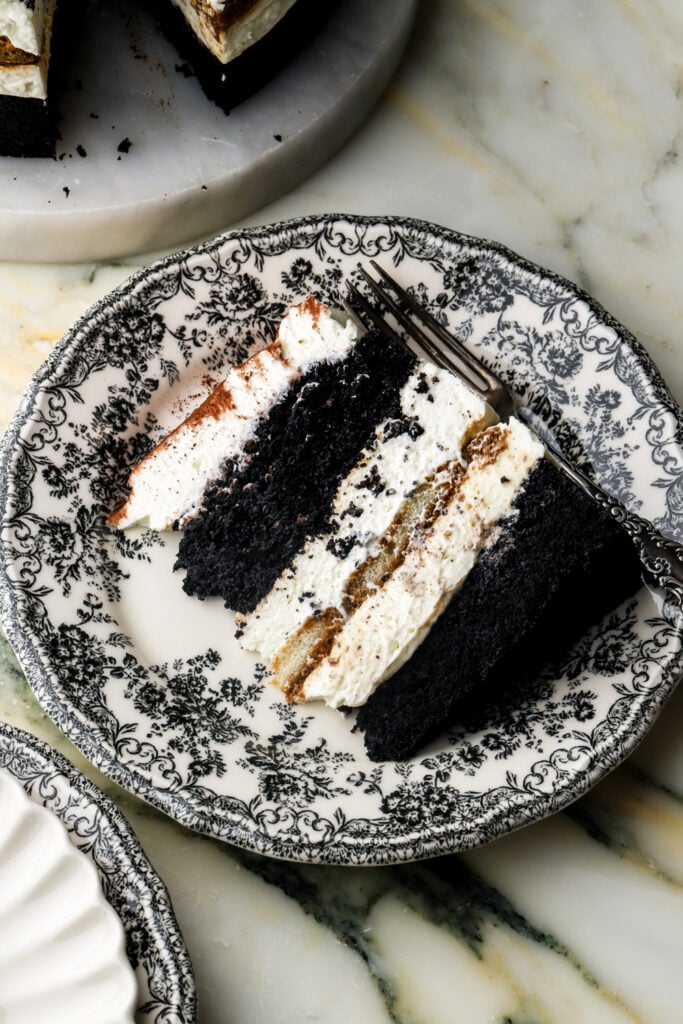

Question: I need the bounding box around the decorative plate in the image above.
[0,724,196,1023]
[0,215,681,866]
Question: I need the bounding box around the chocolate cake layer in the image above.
[176,330,418,613]
[0,90,52,155]
[0,91,52,156]
[355,458,643,762]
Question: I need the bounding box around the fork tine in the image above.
[369,260,492,392]
[358,267,453,375]
[345,281,406,349]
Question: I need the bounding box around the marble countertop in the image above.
[1,2,682,1021]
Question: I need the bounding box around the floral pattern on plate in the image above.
[0,215,681,864]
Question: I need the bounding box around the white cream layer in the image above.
[0,0,48,54]
[0,59,45,99]
[0,0,53,100]
[172,0,298,64]
[110,300,358,531]
[238,364,490,660]
[299,418,543,708]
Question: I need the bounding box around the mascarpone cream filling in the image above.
[109,300,359,531]
[263,417,543,709]
[238,365,490,659]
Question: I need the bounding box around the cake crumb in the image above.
[117,138,132,154]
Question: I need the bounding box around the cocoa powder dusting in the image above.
[465,424,508,468]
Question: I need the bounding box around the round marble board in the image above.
[0,0,416,263]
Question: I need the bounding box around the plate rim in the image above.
[0,212,681,866]
[0,720,197,1022]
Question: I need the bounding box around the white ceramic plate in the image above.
[0,724,196,1023]
[0,215,681,865]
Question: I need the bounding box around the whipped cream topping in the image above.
[109,299,359,531]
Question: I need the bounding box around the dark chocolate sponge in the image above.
[176,330,417,614]
[0,93,54,158]
[355,458,643,762]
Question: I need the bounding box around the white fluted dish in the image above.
[0,724,196,1023]
[0,769,136,1023]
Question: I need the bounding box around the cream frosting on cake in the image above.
[0,0,49,54]
[173,0,299,64]
[109,298,359,531]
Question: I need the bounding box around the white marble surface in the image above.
[1,1,683,1022]
[0,0,416,261]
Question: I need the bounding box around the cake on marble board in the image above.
[109,298,643,760]
[0,0,319,157]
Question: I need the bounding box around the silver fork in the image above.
[345,261,683,614]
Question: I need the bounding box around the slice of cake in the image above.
[354,456,643,761]
[170,0,300,66]
[0,0,308,157]
[151,0,325,113]
[110,298,643,760]
[0,0,57,157]
[109,298,361,531]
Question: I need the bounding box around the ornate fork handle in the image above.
[590,489,683,611]
[348,264,683,616]
[546,443,683,614]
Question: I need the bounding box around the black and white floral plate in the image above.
[0,723,196,1022]
[0,215,681,865]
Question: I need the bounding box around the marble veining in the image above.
[1,1,682,1022]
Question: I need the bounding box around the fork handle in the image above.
[590,489,683,611]
[553,455,683,613]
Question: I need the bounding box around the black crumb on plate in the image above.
[76,144,87,157]
[117,137,132,154]
[274,133,282,142]
[62,186,70,197]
